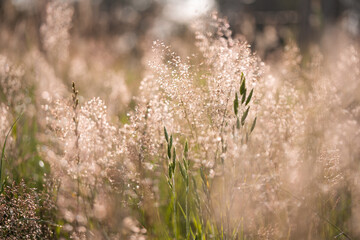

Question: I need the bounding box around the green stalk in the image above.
[181,141,190,239]
[165,128,177,238]
[172,171,177,238]
[0,113,22,191]
[185,183,189,240]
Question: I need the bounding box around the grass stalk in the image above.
[0,113,22,191]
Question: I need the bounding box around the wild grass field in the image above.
[0,1,360,239]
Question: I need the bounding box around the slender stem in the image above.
[186,187,189,239]
[279,187,353,240]
[172,174,177,238]
[72,82,81,231]
[0,113,22,191]
[180,100,196,139]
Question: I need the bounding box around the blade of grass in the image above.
[0,113,22,191]
[279,187,353,240]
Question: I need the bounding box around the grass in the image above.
[0,113,22,192]
[0,4,359,239]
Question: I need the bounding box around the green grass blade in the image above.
[0,113,22,190]
[177,202,186,219]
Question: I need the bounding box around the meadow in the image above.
[0,1,360,239]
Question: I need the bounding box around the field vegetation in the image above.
[0,1,360,239]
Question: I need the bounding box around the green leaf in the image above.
[167,145,171,159]
[250,117,257,133]
[192,175,198,190]
[169,135,173,150]
[233,92,239,115]
[179,162,185,179]
[241,107,250,126]
[184,141,188,158]
[241,88,246,104]
[240,76,246,95]
[164,127,169,143]
[172,147,176,170]
[236,117,240,129]
[183,158,188,171]
[245,89,253,106]
[168,163,172,179]
[168,179,173,189]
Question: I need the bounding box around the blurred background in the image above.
[0,1,359,238]
[1,0,359,56]
[0,0,359,94]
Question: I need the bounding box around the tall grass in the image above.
[0,2,359,239]
[0,113,22,191]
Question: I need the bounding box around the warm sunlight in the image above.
[0,0,359,239]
